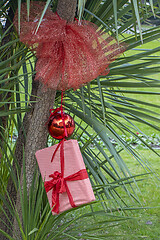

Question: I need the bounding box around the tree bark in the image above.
[57,0,77,21]
[12,0,77,239]
[22,0,77,189]
[12,86,57,239]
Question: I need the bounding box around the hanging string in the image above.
[51,138,66,163]
[55,11,61,20]
[60,91,68,138]
[46,91,86,214]
[50,90,67,164]
[74,17,81,25]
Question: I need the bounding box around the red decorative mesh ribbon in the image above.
[14,2,126,91]
[44,139,89,214]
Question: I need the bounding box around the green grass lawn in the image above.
[104,35,160,238]
[77,148,160,239]
[109,52,160,239]
[106,149,160,239]
[116,36,160,136]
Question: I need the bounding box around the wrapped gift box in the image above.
[35,139,95,214]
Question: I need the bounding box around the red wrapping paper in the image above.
[35,140,95,214]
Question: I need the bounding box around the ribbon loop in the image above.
[44,168,88,214]
[49,106,62,119]
[44,170,67,213]
[45,106,62,125]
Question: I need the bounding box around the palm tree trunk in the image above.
[12,0,77,239]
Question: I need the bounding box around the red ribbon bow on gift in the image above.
[44,169,88,214]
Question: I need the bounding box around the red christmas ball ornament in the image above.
[48,112,75,140]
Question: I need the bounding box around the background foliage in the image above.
[0,0,160,239]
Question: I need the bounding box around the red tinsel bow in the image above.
[44,169,88,214]
[13,2,126,91]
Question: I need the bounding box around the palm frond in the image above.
[1,0,160,238]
